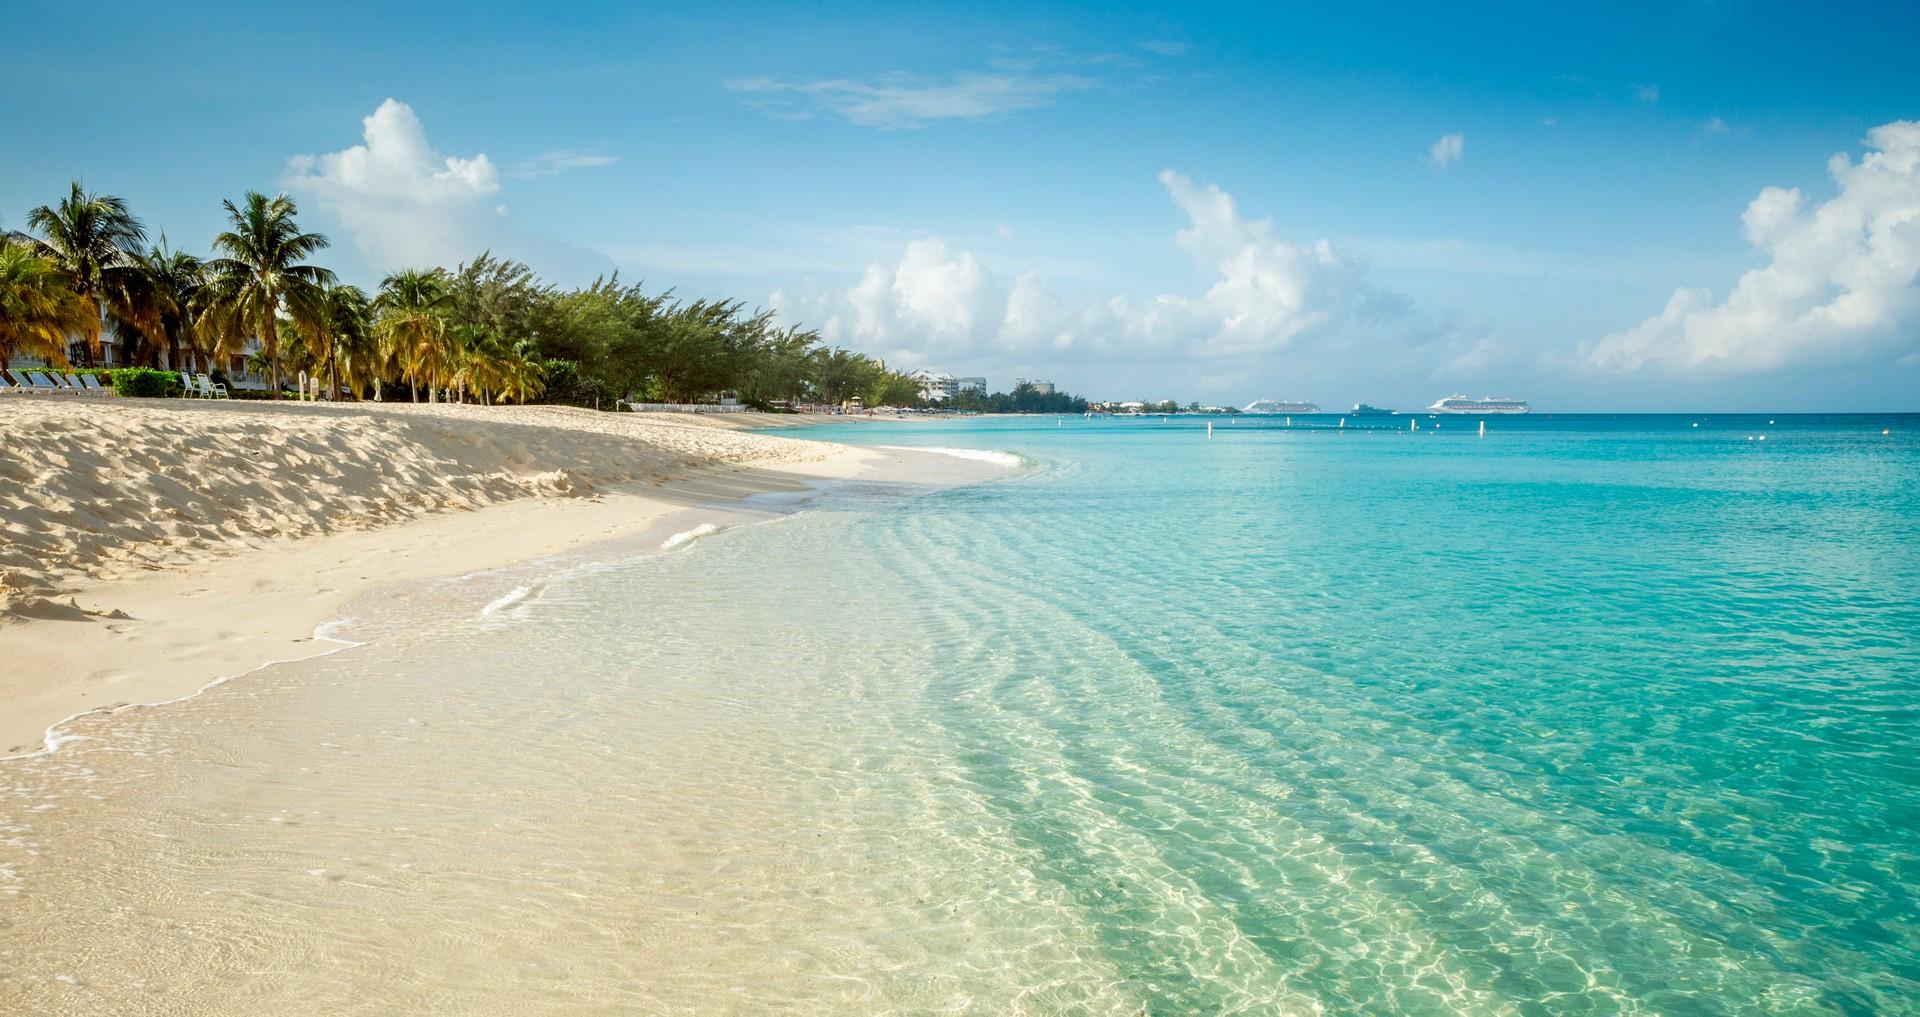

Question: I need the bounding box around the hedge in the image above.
[108,367,186,398]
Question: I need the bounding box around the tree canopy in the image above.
[7,180,1091,411]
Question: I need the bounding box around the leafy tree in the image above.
[0,239,95,373]
[126,240,206,371]
[203,192,335,393]
[373,269,454,401]
[22,181,149,362]
[320,284,375,400]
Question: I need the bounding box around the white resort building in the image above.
[912,370,958,403]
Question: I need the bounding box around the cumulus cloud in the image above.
[1584,120,1920,374]
[283,99,615,282]
[1634,83,1661,103]
[774,171,1423,367]
[727,70,1093,129]
[1427,133,1465,169]
[507,150,618,179]
[284,99,502,271]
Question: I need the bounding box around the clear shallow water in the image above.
[3,414,1917,1015]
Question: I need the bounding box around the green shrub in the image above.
[537,359,612,409]
[109,367,185,398]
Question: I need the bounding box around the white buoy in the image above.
[1340,418,1346,429]
[1759,434,1767,441]
[1692,421,1699,428]
[1286,416,1292,427]
[1410,419,1416,432]
[1207,421,1213,439]
[1479,421,1486,437]
[1883,428,1891,435]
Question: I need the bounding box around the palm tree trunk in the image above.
[92,296,106,367]
[263,312,282,396]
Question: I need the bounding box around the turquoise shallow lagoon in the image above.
[4,413,1916,1014]
[787,412,1920,1013]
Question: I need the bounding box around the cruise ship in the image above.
[1242,399,1321,414]
[1426,395,1531,415]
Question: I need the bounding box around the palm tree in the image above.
[203,192,334,394]
[498,345,545,404]
[130,240,206,371]
[446,324,544,405]
[23,181,149,363]
[320,285,374,400]
[374,269,454,402]
[0,240,96,373]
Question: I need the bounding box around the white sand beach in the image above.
[0,399,883,755]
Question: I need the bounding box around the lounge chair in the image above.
[25,371,72,394]
[178,371,200,398]
[65,373,102,396]
[80,374,111,395]
[197,374,229,399]
[0,372,20,394]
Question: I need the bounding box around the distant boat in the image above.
[1243,399,1320,414]
[1349,403,1396,416]
[1427,395,1530,415]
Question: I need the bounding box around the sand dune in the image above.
[0,400,833,604]
[0,398,881,753]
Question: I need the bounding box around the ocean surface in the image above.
[3,413,1917,1015]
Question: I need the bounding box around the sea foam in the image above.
[661,523,721,550]
[479,586,533,617]
[879,445,1024,467]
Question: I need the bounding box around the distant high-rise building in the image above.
[956,376,987,394]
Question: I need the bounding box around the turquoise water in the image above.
[5,413,1917,1014]
[783,413,1920,1013]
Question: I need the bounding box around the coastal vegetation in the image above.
[3,181,937,409]
[949,384,1090,415]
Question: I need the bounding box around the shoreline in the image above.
[0,399,985,757]
[0,458,868,757]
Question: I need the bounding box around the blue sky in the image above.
[6,0,1918,410]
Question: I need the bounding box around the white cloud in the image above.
[1427,133,1465,170]
[507,150,618,179]
[1634,83,1661,102]
[1123,170,1387,357]
[283,98,501,271]
[1584,120,1920,375]
[1702,116,1731,136]
[994,222,1016,241]
[774,171,1427,367]
[1136,40,1191,57]
[727,70,1093,129]
[283,99,614,282]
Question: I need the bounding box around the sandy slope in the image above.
[0,398,875,753]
